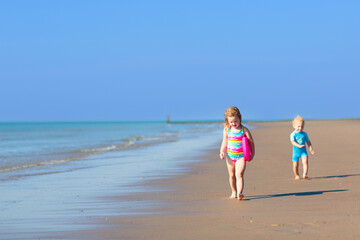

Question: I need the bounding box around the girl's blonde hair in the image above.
[292,115,304,127]
[224,106,242,129]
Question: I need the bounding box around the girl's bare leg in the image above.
[293,161,300,180]
[302,156,308,179]
[235,158,246,200]
[226,158,237,198]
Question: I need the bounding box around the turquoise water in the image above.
[0,121,222,239]
[0,121,219,178]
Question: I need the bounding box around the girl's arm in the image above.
[219,128,227,159]
[307,140,315,155]
[244,127,255,159]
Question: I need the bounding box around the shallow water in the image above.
[0,121,222,239]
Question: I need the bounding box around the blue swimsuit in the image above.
[290,131,309,162]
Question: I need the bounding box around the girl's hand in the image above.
[219,152,225,159]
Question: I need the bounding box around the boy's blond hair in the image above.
[292,115,304,127]
[224,106,242,129]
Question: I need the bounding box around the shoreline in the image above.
[0,123,222,240]
[67,119,360,240]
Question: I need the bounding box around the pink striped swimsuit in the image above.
[227,126,245,162]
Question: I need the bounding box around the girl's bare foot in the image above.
[237,193,244,200]
[229,192,236,199]
[303,175,308,179]
[295,175,300,180]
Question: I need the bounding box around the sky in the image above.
[1,0,359,121]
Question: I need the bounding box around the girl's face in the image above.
[228,116,241,129]
[293,121,304,132]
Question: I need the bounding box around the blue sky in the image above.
[1,0,359,121]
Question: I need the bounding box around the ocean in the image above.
[0,121,222,239]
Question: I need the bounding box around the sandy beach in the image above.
[63,120,360,239]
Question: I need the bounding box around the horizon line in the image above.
[0,118,359,124]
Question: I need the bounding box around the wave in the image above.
[0,159,71,173]
[76,145,118,153]
[0,122,221,177]
[0,133,179,174]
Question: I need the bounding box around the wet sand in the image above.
[70,120,360,239]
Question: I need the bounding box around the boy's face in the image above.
[228,116,241,129]
[293,121,304,132]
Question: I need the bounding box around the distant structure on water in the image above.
[166,116,170,124]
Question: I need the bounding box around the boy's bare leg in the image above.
[302,156,308,179]
[226,158,237,198]
[293,161,300,180]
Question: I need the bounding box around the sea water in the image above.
[0,121,222,239]
[0,121,221,178]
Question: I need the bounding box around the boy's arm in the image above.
[307,140,315,155]
[291,140,305,148]
[290,132,304,148]
[219,128,227,159]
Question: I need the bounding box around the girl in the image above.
[220,106,255,200]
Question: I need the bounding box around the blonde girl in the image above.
[220,106,255,200]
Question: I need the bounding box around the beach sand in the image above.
[69,120,360,240]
